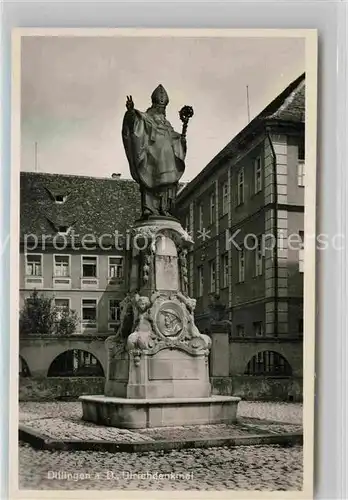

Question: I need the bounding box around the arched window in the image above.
[47,350,104,377]
[245,351,292,376]
[19,356,31,377]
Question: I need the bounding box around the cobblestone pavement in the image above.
[20,416,302,442]
[19,442,303,491]
[19,401,303,491]
[237,401,303,424]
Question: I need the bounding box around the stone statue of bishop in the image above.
[122,84,193,218]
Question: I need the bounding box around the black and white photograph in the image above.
[12,28,317,497]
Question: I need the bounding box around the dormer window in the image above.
[57,225,70,235]
[55,194,67,204]
[45,186,69,204]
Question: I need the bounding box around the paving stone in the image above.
[238,401,303,424]
[19,442,303,491]
[18,401,303,491]
[23,417,155,442]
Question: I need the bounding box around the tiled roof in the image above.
[20,172,141,242]
[178,73,305,202]
[265,77,305,122]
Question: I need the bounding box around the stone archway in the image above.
[20,337,108,377]
[244,350,292,376]
[19,355,31,377]
[47,349,105,377]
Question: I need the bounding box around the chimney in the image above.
[111,173,121,179]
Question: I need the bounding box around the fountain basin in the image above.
[80,394,241,429]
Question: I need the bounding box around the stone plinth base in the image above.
[79,395,241,429]
[105,349,211,399]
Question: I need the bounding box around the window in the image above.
[297,161,305,187]
[47,350,104,377]
[57,225,70,234]
[209,259,216,293]
[54,194,67,204]
[255,237,263,276]
[236,324,245,337]
[55,298,70,319]
[54,255,70,277]
[238,247,245,282]
[222,181,228,215]
[26,254,42,276]
[81,299,97,328]
[109,299,121,322]
[209,192,216,225]
[198,203,204,231]
[245,351,292,376]
[184,213,190,232]
[298,140,305,161]
[197,265,204,297]
[299,318,304,335]
[109,256,123,279]
[299,231,304,273]
[82,256,97,277]
[253,321,264,337]
[237,168,244,205]
[53,255,71,289]
[25,254,44,288]
[254,157,262,193]
[55,298,70,310]
[298,140,305,187]
[221,253,229,288]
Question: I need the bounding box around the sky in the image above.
[21,35,305,182]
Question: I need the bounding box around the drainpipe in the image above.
[266,131,278,337]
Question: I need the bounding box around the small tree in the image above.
[20,290,57,335]
[56,307,79,336]
[19,290,78,336]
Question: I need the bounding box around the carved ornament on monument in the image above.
[124,292,211,363]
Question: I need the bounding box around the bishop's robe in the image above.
[122,108,186,194]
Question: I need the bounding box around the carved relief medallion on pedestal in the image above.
[153,300,186,339]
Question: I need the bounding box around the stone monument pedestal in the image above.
[80,217,240,428]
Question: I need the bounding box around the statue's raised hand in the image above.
[126,95,134,111]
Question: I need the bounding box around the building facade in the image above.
[177,74,305,400]
[19,74,305,401]
[19,172,141,383]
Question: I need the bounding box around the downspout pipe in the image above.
[266,131,278,337]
